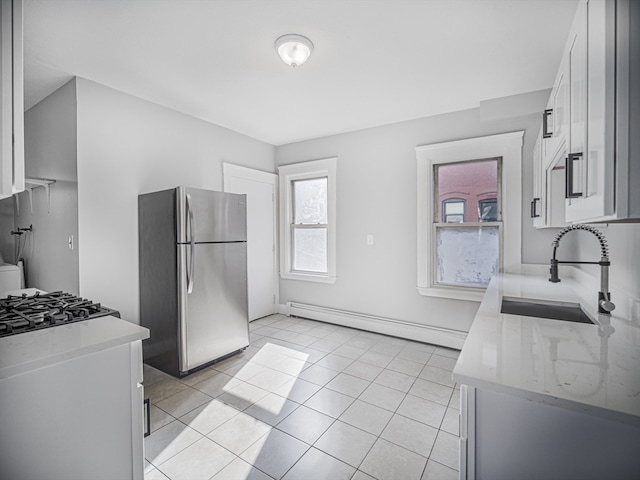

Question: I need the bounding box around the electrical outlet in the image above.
[367,234,374,245]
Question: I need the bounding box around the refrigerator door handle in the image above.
[186,193,196,294]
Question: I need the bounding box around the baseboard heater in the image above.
[284,302,467,350]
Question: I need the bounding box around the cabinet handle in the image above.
[531,198,540,218]
[542,109,553,138]
[565,153,583,198]
[144,398,151,438]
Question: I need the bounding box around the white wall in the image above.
[16,79,79,293]
[75,78,275,323]
[275,106,563,333]
[605,224,640,300]
[574,223,640,302]
[12,75,635,339]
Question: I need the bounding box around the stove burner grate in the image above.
[0,291,120,337]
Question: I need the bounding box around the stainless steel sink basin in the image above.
[500,297,595,324]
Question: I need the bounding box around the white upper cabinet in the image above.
[542,55,569,167]
[585,0,616,219]
[532,129,569,229]
[565,0,589,221]
[565,0,617,222]
[531,131,544,227]
[612,0,640,220]
[0,0,24,200]
[538,0,639,224]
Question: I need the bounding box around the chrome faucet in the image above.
[549,224,616,315]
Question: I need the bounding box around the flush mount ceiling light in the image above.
[275,34,314,67]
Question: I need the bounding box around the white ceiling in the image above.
[23,0,578,146]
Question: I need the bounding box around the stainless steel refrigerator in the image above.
[138,186,249,377]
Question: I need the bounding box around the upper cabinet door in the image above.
[532,131,545,228]
[565,0,588,222]
[536,0,637,223]
[0,0,24,200]
[582,0,616,220]
[542,56,569,167]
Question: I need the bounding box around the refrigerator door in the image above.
[176,187,247,244]
[177,242,249,372]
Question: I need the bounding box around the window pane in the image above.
[436,226,499,288]
[293,227,327,273]
[436,159,498,222]
[443,198,465,223]
[478,198,498,222]
[293,177,328,224]
[445,214,464,223]
[445,201,464,215]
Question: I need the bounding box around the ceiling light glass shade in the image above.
[275,34,314,67]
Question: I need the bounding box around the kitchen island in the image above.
[453,272,640,480]
[0,299,150,480]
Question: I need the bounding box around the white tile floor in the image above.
[144,314,460,480]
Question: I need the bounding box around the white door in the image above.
[223,163,278,321]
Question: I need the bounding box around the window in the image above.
[416,132,523,301]
[442,198,466,223]
[478,198,498,222]
[434,158,501,288]
[279,157,337,283]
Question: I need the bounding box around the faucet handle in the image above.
[598,291,616,315]
[599,299,616,314]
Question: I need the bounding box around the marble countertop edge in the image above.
[453,271,640,427]
[453,369,640,428]
[0,316,150,380]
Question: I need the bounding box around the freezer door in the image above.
[176,187,247,243]
[177,242,249,372]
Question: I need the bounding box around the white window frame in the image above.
[416,131,523,301]
[279,157,337,284]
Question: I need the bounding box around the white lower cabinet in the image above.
[0,340,145,480]
[459,385,640,480]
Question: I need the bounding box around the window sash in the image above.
[291,224,328,274]
[292,177,328,225]
[433,157,502,224]
[432,222,502,289]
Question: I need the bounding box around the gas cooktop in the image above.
[0,291,120,337]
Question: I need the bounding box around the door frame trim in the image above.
[223,163,279,319]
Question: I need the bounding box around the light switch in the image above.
[367,234,374,245]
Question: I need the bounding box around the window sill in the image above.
[281,271,337,284]
[417,285,484,302]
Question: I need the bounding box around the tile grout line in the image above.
[144,315,460,480]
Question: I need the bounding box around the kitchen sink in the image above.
[500,297,595,324]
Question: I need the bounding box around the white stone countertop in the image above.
[0,291,149,379]
[452,272,640,426]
